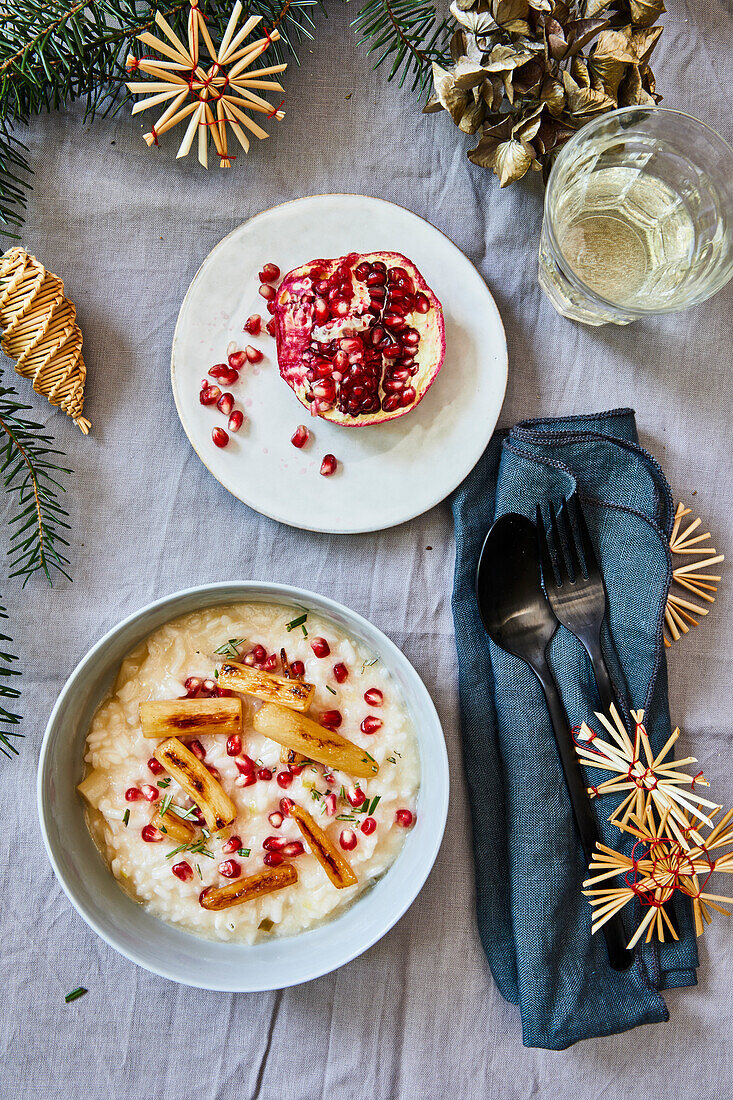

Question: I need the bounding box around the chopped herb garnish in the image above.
[336,813,358,822]
[166,843,189,860]
[387,756,396,764]
[368,795,381,815]
[361,656,380,674]
[214,668,219,679]
[214,638,246,656]
[285,614,308,632]
[311,788,322,800]
[170,804,198,821]
[301,624,308,638]
[157,778,171,788]
[237,848,251,858]
[201,828,211,839]
[363,750,376,762]
[196,864,202,879]
[159,825,168,833]
[65,988,87,1003]
[339,785,346,800]
[325,684,337,695]
[159,794,174,817]
[122,809,130,827]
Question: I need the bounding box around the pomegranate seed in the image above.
[276,770,293,789]
[251,644,266,663]
[217,391,234,416]
[266,318,277,337]
[339,829,357,852]
[361,816,377,835]
[222,835,241,854]
[259,283,276,301]
[415,292,430,314]
[268,811,284,829]
[324,771,336,785]
[320,454,337,477]
[279,797,294,816]
[207,765,221,782]
[235,772,256,788]
[263,835,288,851]
[217,684,233,697]
[257,767,273,781]
[281,841,305,858]
[141,784,159,802]
[184,676,203,697]
[235,754,257,775]
[201,679,218,696]
[355,261,371,280]
[141,824,163,842]
[290,660,305,678]
[172,860,194,882]
[218,859,241,879]
[347,784,366,808]
[320,709,342,729]
[333,662,348,683]
[125,787,143,802]
[288,762,304,776]
[264,852,283,867]
[324,792,337,816]
[262,653,278,671]
[228,350,246,370]
[245,345,264,364]
[199,383,220,405]
[291,424,309,448]
[244,314,262,335]
[189,739,206,761]
[210,365,239,386]
[259,262,280,282]
[395,809,414,827]
[226,734,242,757]
[361,716,383,735]
[364,688,383,706]
[228,410,244,433]
[212,427,229,448]
[199,888,212,905]
[147,757,164,775]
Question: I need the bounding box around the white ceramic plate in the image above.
[171,194,508,534]
[37,583,449,991]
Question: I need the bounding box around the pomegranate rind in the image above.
[274,251,446,425]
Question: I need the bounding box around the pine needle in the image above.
[351,0,451,95]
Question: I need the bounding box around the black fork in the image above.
[536,494,617,717]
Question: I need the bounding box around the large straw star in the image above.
[126,0,287,168]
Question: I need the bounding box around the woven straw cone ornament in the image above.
[0,247,90,433]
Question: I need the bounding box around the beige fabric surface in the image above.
[1,1,731,1096]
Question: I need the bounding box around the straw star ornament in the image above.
[126,0,287,168]
[664,502,724,647]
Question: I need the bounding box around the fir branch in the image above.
[351,0,451,95]
[0,601,21,759]
[0,0,323,235]
[0,385,71,584]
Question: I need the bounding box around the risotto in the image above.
[78,602,420,943]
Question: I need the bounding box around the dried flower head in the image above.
[425,0,664,186]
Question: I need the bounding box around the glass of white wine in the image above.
[539,107,733,326]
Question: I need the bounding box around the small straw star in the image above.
[576,705,717,848]
[664,502,724,647]
[126,0,287,168]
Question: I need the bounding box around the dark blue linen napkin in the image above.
[451,409,698,1050]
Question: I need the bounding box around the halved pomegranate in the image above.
[273,252,445,425]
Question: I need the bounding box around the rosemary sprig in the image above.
[214,637,246,657]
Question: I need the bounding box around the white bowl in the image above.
[37,582,449,991]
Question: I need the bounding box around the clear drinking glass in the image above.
[539,107,733,325]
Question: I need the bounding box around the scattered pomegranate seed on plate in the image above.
[320,709,342,729]
[209,365,238,385]
[218,859,241,879]
[235,772,256,788]
[361,816,377,835]
[332,662,348,683]
[200,383,221,405]
[228,410,244,433]
[172,861,193,881]
[259,283,276,301]
[347,785,366,808]
[311,637,330,658]
[222,835,241,854]
[276,770,293,789]
[264,851,283,867]
[245,345,264,363]
[281,841,304,858]
[364,687,383,706]
[147,757,164,775]
[291,424,309,448]
[265,318,276,337]
[257,767,273,781]
[244,314,261,335]
[263,835,288,852]
[290,660,305,677]
[184,676,202,696]
[279,797,294,816]
[141,784,159,802]
[320,453,337,476]
[395,809,414,827]
[228,350,246,370]
[217,391,234,416]
[235,754,256,775]
[212,427,229,448]
[259,262,280,282]
[189,739,206,761]
[324,792,337,816]
[268,811,284,829]
[125,787,143,802]
[339,829,357,851]
[226,734,242,756]
[141,824,164,842]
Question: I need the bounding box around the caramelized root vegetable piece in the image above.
[291,805,358,889]
[77,768,110,808]
[218,660,315,711]
[154,737,236,833]
[139,698,242,739]
[151,805,198,843]
[199,864,298,911]
[254,704,379,780]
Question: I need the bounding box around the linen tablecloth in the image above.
[1,1,731,1095]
